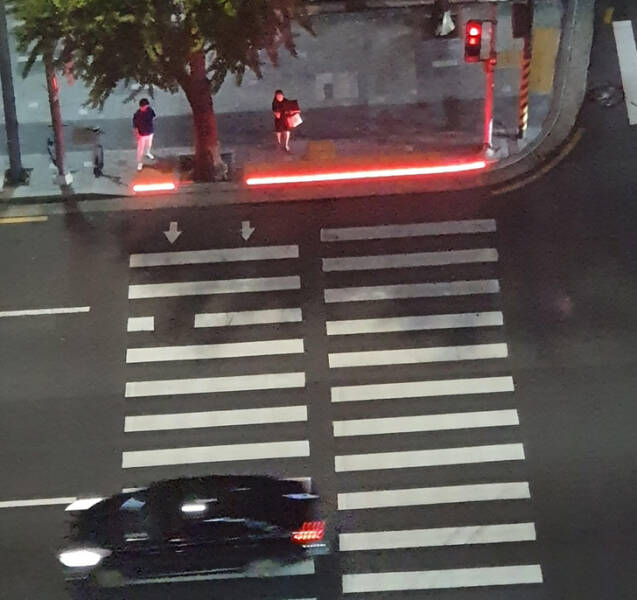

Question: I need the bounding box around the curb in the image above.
[0,0,593,216]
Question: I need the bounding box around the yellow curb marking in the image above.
[491,128,585,196]
[604,7,615,25]
[0,216,49,225]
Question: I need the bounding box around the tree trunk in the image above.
[44,50,67,179]
[184,51,225,182]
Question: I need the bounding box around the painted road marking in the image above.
[125,405,308,432]
[321,219,496,242]
[335,443,525,472]
[613,20,637,124]
[125,372,306,398]
[0,306,90,318]
[129,276,301,299]
[328,342,508,368]
[0,216,48,224]
[325,279,500,303]
[127,316,154,332]
[339,522,536,551]
[342,564,543,593]
[331,375,514,402]
[0,496,76,509]
[126,338,304,363]
[129,245,299,268]
[326,311,503,335]
[122,440,310,468]
[333,409,519,437]
[603,7,614,24]
[195,308,303,328]
[337,481,531,510]
[322,248,498,272]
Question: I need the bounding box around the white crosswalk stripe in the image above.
[195,307,303,327]
[322,218,541,593]
[130,245,299,267]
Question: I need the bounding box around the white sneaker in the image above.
[137,163,143,171]
[146,153,154,159]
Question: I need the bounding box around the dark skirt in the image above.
[274,116,289,133]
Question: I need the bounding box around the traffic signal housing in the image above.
[464,20,482,63]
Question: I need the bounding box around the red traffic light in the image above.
[465,20,482,62]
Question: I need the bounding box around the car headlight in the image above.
[58,548,111,568]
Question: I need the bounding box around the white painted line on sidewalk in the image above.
[613,21,637,125]
[126,338,304,363]
[325,279,499,303]
[337,481,531,510]
[321,219,497,242]
[129,245,299,268]
[0,496,76,509]
[122,440,310,468]
[340,522,536,551]
[322,248,498,272]
[335,443,525,472]
[326,311,503,335]
[127,316,154,332]
[125,405,308,432]
[329,342,508,368]
[195,308,302,328]
[333,409,519,437]
[125,372,306,398]
[0,306,90,318]
[342,564,543,593]
[129,276,300,299]
[331,375,514,402]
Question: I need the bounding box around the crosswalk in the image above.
[321,219,542,595]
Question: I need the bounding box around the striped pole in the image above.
[517,31,532,138]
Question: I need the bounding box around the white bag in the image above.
[436,11,455,37]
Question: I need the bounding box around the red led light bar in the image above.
[246,160,487,186]
[132,182,176,193]
[292,521,325,544]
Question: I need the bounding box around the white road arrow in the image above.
[241,220,255,241]
[164,221,182,244]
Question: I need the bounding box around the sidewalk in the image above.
[0,0,578,203]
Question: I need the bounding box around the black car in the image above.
[58,475,327,588]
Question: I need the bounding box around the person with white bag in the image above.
[272,90,302,153]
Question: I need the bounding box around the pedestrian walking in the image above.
[271,90,301,153]
[133,98,156,171]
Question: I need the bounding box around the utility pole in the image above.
[0,0,27,185]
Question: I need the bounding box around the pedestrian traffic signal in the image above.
[464,20,482,62]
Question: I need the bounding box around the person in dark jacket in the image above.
[272,89,292,152]
[133,98,156,171]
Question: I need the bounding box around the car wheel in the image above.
[93,568,127,588]
[245,559,281,578]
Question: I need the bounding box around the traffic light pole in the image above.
[0,0,27,185]
[482,6,497,157]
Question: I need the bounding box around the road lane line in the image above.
[328,343,508,368]
[126,339,304,363]
[195,308,302,328]
[0,216,48,224]
[127,316,154,332]
[337,482,531,510]
[613,20,637,124]
[326,311,503,335]
[0,306,90,318]
[331,375,514,402]
[125,405,308,432]
[342,564,543,593]
[340,522,536,551]
[125,372,306,398]
[129,276,300,299]
[322,248,498,271]
[335,443,525,472]
[129,245,299,267]
[0,496,76,509]
[324,279,499,303]
[321,219,496,241]
[333,409,519,437]
[122,440,310,468]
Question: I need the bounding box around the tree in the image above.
[10,0,312,182]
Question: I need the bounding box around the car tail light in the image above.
[292,521,325,544]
